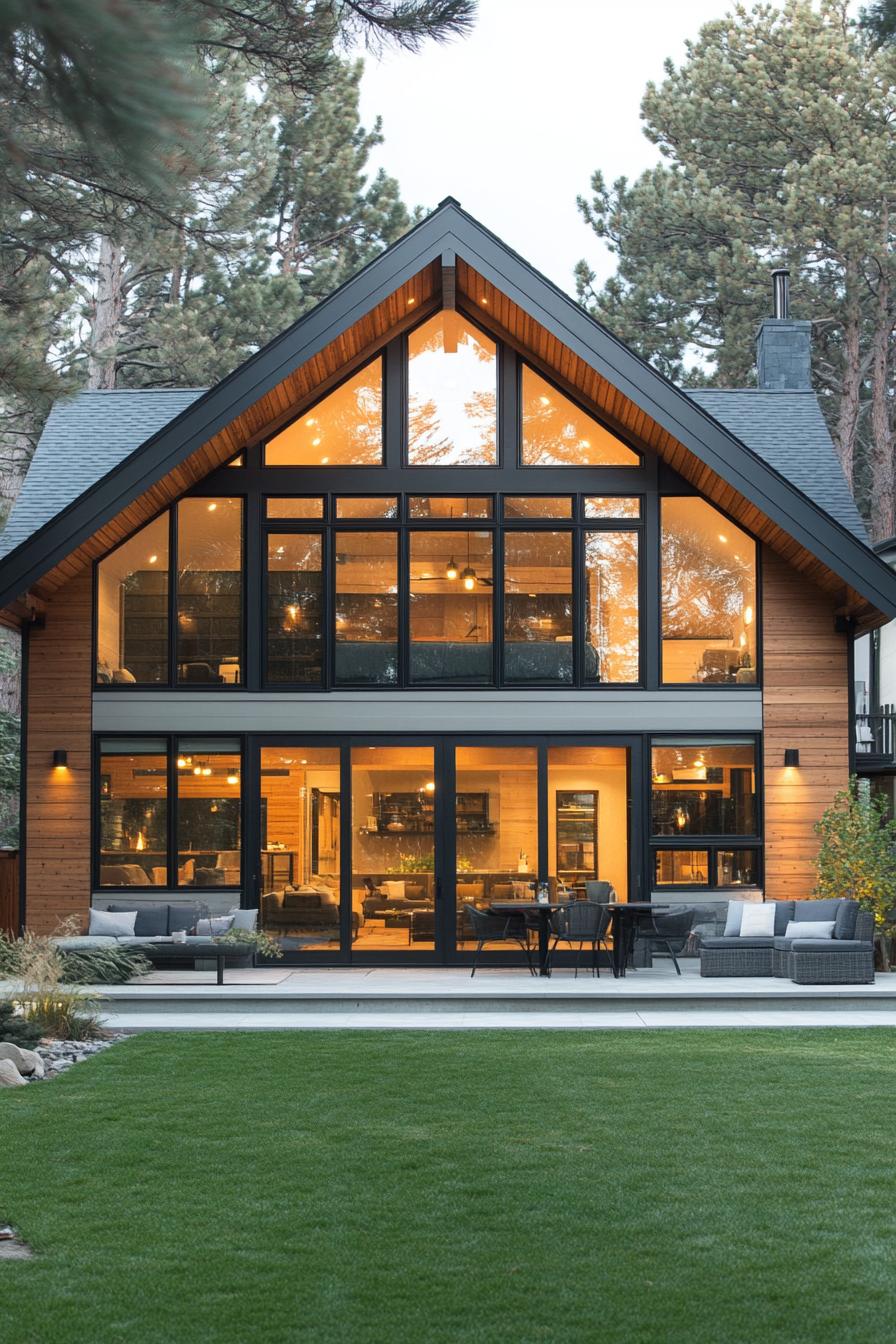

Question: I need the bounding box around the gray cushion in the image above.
[107,901,168,937]
[228,908,258,931]
[784,919,835,940]
[789,938,871,952]
[700,936,775,949]
[167,904,200,934]
[723,901,748,936]
[793,899,841,922]
[834,900,859,939]
[771,902,795,935]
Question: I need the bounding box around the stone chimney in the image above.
[755,269,812,390]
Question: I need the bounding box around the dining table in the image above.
[489,900,562,977]
[605,903,671,978]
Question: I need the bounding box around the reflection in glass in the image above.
[661,497,757,684]
[335,497,398,519]
[455,746,538,950]
[503,531,573,683]
[716,850,759,887]
[96,513,169,684]
[584,531,639,682]
[407,312,497,465]
[408,496,492,519]
[176,738,241,888]
[352,746,436,950]
[334,531,398,684]
[259,747,341,949]
[176,499,243,684]
[584,497,641,519]
[547,745,629,901]
[521,366,639,467]
[504,496,572,519]
[266,534,323,684]
[409,531,493,683]
[99,739,168,885]
[265,360,383,466]
[266,498,324,519]
[650,741,757,836]
[654,850,710,886]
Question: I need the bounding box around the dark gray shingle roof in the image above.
[0,388,206,557]
[687,388,868,543]
[0,383,869,558]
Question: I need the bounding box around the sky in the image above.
[357,0,728,297]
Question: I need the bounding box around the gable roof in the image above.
[0,197,893,623]
[687,389,868,544]
[0,389,205,558]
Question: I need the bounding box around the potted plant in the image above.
[814,778,896,968]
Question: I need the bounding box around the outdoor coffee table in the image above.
[140,940,234,985]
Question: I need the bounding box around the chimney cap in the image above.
[772,268,790,320]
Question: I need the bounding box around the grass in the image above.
[2,1031,896,1343]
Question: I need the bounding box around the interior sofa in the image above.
[262,885,364,939]
[699,899,874,983]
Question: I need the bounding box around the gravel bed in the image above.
[30,1033,132,1081]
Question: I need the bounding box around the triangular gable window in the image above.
[408,312,497,465]
[265,358,383,466]
[521,365,639,467]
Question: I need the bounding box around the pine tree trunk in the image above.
[835,265,862,489]
[0,419,41,521]
[869,261,895,542]
[87,236,124,389]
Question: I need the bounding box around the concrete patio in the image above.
[55,961,896,1031]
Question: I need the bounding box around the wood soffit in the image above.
[10,253,885,632]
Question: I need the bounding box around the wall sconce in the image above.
[784,749,800,768]
[52,749,67,768]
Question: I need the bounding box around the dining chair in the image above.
[463,905,535,978]
[547,901,613,977]
[635,907,696,975]
[584,880,614,903]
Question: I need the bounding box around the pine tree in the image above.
[576,1,896,539]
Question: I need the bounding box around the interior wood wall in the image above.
[762,547,850,900]
[25,569,93,932]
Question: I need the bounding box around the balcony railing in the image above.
[856,706,896,766]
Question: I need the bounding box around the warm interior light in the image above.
[201,766,212,777]
[177,756,188,770]
[480,297,488,305]
[718,533,728,543]
[300,758,308,765]
[407,296,416,306]
[462,567,476,590]
[135,831,145,852]
[445,557,459,581]
[743,605,754,625]
[148,554,158,565]
[539,395,551,406]
[226,773,239,786]
[286,604,299,622]
[207,502,217,512]
[321,455,330,464]
[424,781,435,793]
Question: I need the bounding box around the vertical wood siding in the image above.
[762,547,850,900]
[25,570,92,932]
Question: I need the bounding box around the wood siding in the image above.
[25,570,92,932]
[762,547,850,899]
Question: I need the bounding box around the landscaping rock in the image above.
[0,1058,25,1087]
[0,1042,44,1077]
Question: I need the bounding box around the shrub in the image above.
[0,998,43,1046]
[815,778,896,928]
[58,943,151,985]
[0,918,105,1039]
[21,992,103,1041]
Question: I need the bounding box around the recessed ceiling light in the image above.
[148,554,158,564]
[207,502,217,512]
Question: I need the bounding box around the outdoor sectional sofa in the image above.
[699,899,875,983]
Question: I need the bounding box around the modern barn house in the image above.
[2,199,895,965]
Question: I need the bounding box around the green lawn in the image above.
[2,1031,896,1343]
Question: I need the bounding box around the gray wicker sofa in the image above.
[699,899,875,983]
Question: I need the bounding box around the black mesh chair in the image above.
[635,908,696,975]
[583,880,614,904]
[463,904,535,978]
[547,901,613,977]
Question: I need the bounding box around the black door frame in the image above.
[247,731,642,967]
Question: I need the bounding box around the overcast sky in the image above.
[357,0,728,297]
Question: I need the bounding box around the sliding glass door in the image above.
[250,736,637,963]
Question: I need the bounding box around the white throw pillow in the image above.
[228,908,258,931]
[194,915,234,936]
[783,920,835,941]
[380,880,405,901]
[724,901,748,936]
[88,908,137,937]
[739,903,776,937]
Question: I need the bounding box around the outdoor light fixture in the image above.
[52,749,67,768]
[784,749,800,768]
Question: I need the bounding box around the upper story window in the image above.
[264,360,383,466]
[407,312,497,465]
[97,513,169,684]
[660,498,757,685]
[520,366,640,467]
[176,499,243,685]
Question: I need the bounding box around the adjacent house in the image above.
[2,199,894,962]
